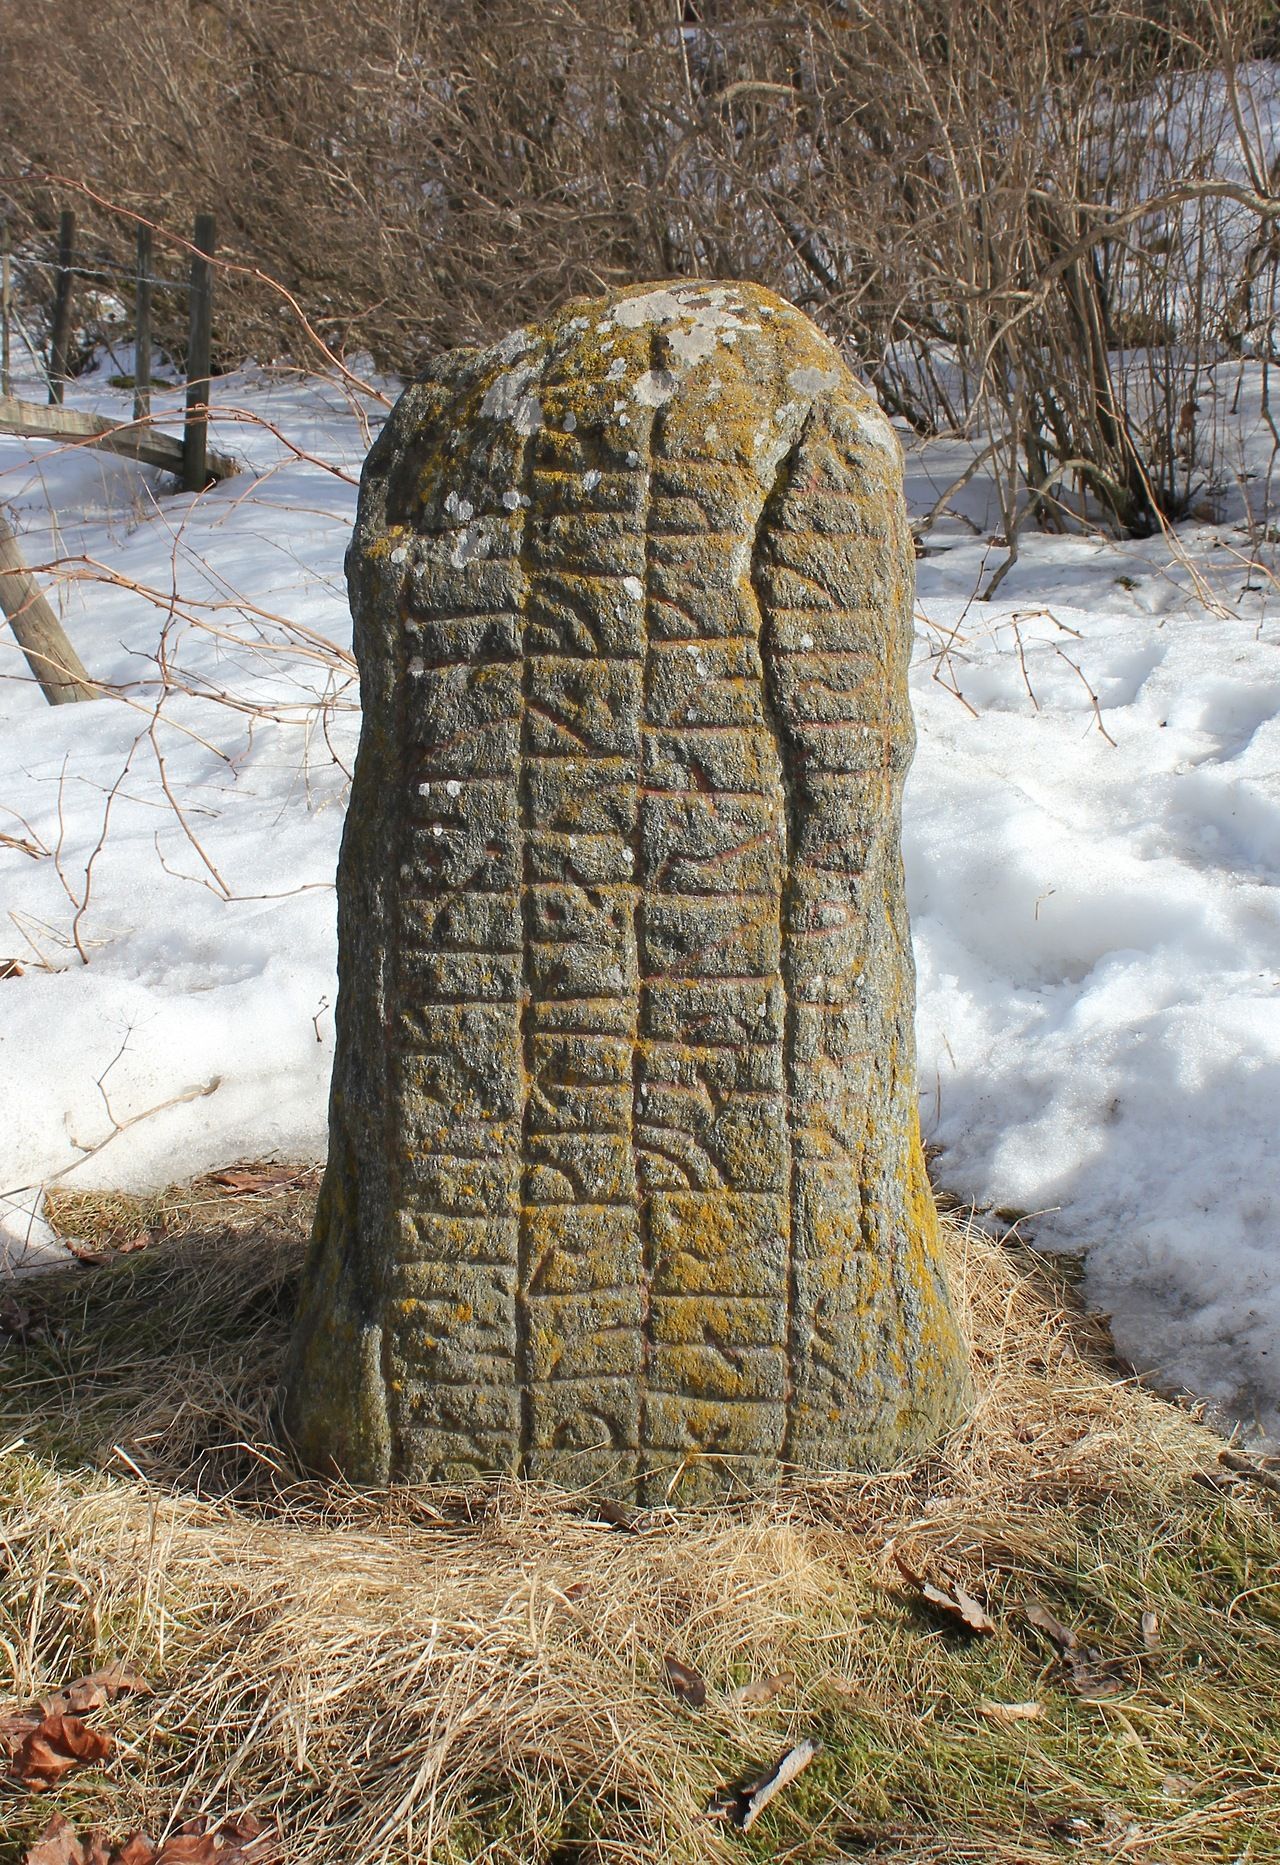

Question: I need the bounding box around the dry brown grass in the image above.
[1,1178,1278,1863]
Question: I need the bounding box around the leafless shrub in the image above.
[4,0,1280,535]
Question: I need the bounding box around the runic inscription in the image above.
[282,281,969,1501]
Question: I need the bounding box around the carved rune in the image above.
[283,281,968,1501]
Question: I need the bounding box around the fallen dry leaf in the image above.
[946,1582,997,1636]
[41,1661,150,1720]
[662,1653,707,1708]
[116,1229,163,1257]
[594,1497,644,1533]
[111,1841,157,1865]
[1140,1609,1161,1652]
[1023,1600,1078,1652]
[61,1236,116,1264]
[206,1165,300,1195]
[1064,1654,1131,1700]
[212,1813,269,1849]
[0,1707,41,1759]
[23,1815,87,1865]
[22,1816,113,1865]
[152,1838,218,1863]
[895,1554,995,1635]
[62,1228,161,1265]
[171,1813,278,1864]
[708,1736,822,1830]
[729,1671,794,1707]
[1219,1449,1280,1496]
[976,1698,1042,1721]
[22,1813,276,1865]
[1023,1600,1132,1698]
[10,1713,113,1788]
[0,958,24,980]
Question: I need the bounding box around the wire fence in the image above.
[1,208,215,462]
[17,253,194,292]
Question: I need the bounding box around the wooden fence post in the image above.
[48,209,75,406]
[0,511,97,704]
[1,221,11,399]
[133,223,152,423]
[182,212,215,492]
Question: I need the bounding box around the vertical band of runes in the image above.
[284,280,967,1503]
[515,343,647,1478]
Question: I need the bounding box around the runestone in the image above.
[283,280,968,1501]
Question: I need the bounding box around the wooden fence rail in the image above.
[0,210,227,490]
[0,393,236,480]
[0,207,237,704]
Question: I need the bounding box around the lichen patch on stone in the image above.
[449,519,494,567]
[282,277,968,1505]
[632,368,679,408]
[480,365,543,434]
[787,364,841,395]
[854,408,901,455]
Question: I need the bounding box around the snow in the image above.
[908,563,1280,1438]
[2,353,1279,1440]
[0,1185,73,1275]
[0,359,362,1214]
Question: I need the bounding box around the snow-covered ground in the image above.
[2,353,1278,1443]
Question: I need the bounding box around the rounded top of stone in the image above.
[368,280,900,543]
[467,278,888,446]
